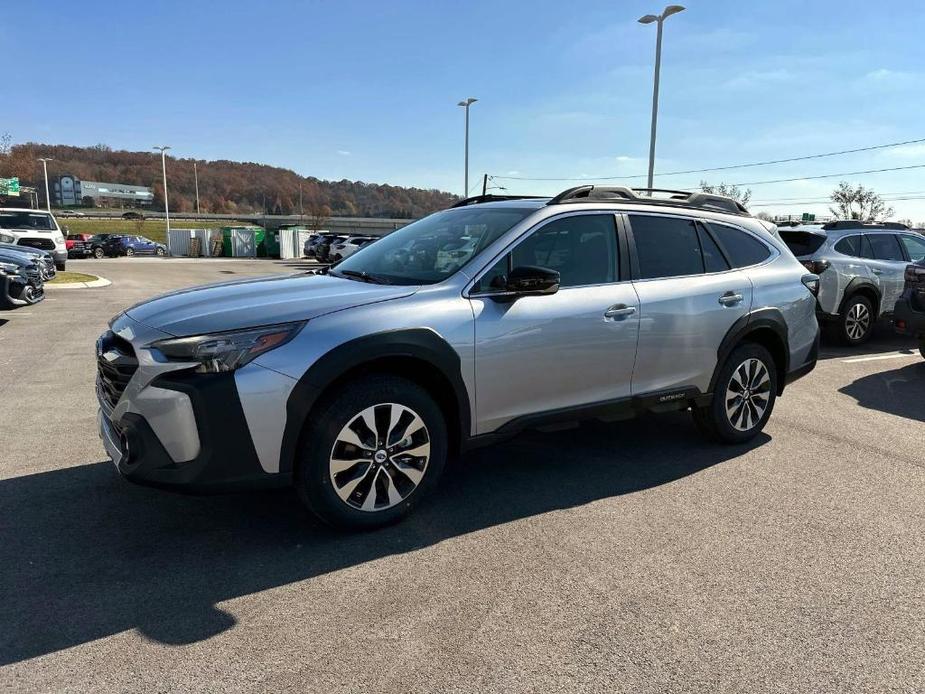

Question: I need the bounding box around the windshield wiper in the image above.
[330,269,391,285]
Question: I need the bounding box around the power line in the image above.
[490,136,925,182]
[729,163,925,187]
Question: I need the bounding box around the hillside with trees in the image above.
[0,138,458,218]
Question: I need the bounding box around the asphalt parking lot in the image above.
[1,258,923,693]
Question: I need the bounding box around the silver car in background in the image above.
[779,221,925,344]
[97,186,819,529]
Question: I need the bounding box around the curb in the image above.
[45,276,112,289]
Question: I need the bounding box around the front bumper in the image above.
[0,273,44,308]
[96,319,291,492]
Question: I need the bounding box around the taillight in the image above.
[801,274,820,296]
[904,264,925,285]
[801,259,830,274]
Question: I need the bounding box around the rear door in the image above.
[865,233,908,314]
[627,214,756,396]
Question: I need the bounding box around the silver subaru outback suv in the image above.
[97,186,820,528]
[779,221,925,344]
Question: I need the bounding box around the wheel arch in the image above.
[839,279,881,317]
[711,309,790,397]
[279,329,471,476]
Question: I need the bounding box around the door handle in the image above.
[718,291,744,306]
[604,304,636,319]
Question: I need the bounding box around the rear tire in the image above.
[55,261,66,271]
[125,247,135,257]
[93,247,105,259]
[693,343,778,444]
[294,375,448,530]
[837,294,874,345]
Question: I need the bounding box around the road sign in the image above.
[0,177,20,196]
[801,212,815,222]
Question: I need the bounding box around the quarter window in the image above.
[698,225,731,273]
[900,234,925,262]
[834,235,865,257]
[867,234,905,261]
[630,215,704,279]
[708,223,772,268]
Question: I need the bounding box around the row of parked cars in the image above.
[66,233,167,259]
[304,233,378,262]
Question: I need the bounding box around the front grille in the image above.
[18,238,55,251]
[96,331,138,410]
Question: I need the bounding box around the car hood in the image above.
[124,272,417,337]
[0,248,35,266]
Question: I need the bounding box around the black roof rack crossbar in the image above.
[451,194,545,208]
[546,185,750,216]
[821,220,910,231]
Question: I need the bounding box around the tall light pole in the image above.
[638,5,685,191]
[153,145,171,253]
[37,157,53,211]
[457,97,477,196]
[193,161,201,214]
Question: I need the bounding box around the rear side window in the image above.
[867,234,905,261]
[630,215,704,279]
[697,225,730,273]
[900,234,925,262]
[708,223,773,268]
[834,235,868,257]
[780,231,826,257]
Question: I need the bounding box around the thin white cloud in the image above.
[336,150,351,156]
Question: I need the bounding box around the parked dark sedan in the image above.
[101,235,166,257]
[0,247,44,309]
[894,260,925,358]
[0,242,56,280]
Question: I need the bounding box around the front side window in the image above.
[867,234,905,261]
[708,223,772,268]
[333,206,535,285]
[630,215,704,279]
[472,214,618,292]
[900,234,925,262]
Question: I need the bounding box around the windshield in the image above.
[333,206,536,285]
[0,211,56,231]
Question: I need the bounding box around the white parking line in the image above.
[842,352,920,363]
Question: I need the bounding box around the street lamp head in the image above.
[638,14,658,23]
[152,145,171,152]
[37,157,54,162]
[663,5,685,19]
[458,97,478,107]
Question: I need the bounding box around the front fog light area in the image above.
[153,322,306,373]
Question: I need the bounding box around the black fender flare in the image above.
[279,328,471,475]
[838,278,882,316]
[709,308,790,395]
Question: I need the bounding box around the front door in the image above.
[470,213,640,434]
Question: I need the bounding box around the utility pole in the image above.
[37,157,53,211]
[457,97,478,196]
[638,5,685,190]
[482,174,488,196]
[193,161,201,214]
[153,145,171,252]
[299,182,304,224]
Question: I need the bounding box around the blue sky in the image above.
[6,0,925,220]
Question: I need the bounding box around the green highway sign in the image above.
[801,212,815,222]
[0,177,20,196]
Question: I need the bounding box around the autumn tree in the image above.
[306,198,332,231]
[700,180,752,206]
[829,182,893,221]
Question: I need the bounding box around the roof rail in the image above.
[450,194,545,208]
[546,185,750,216]
[821,220,910,231]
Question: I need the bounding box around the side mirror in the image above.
[506,265,560,296]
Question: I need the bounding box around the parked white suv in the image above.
[0,208,68,270]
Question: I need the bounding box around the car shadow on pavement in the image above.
[838,360,925,422]
[0,412,767,666]
[817,324,917,361]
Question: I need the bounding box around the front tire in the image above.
[55,261,66,271]
[838,294,874,345]
[693,343,778,444]
[93,247,105,259]
[155,247,166,256]
[295,375,448,530]
[125,247,135,257]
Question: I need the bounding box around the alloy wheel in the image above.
[845,302,871,341]
[329,403,431,512]
[724,358,772,432]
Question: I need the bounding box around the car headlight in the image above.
[0,233,13,243]
[152,322,306,373]
[0,262,22,276]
